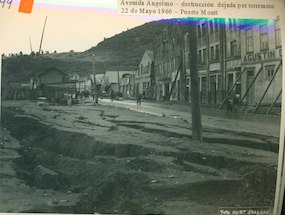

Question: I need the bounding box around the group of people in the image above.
[226,94,240,114]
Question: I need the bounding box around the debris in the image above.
[78,116,87,120]
[168,175,175,178]
[2,137,10,142]
[109,126,118,131]
[33,165,59,189]
[67,190,72,194]
[52,199,59,205]
[151,180,157,184]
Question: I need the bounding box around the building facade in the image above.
[239,19,282,111]
[153,21,190,101]
[37,67,67,85]
[224,18,242,100]
[135,50,154,98]
[151,18,282,113]
[196,18,224,105]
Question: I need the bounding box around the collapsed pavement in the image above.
[0,100,279,214]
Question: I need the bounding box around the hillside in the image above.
[2,18,192,84]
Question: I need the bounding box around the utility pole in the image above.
[189,19,202,142]
[39,16,47,54]
[178,20,186,102]
[29,36,33,53]
[92,54,98,104]
[220,19,226,101]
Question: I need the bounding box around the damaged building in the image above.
[152,18,282,114]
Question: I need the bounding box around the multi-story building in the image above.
[120,73,132,95]
[135,50,154,98]
[239,18,282,112]
[151,18,282,113]
[224,18,242,99]
[153,20,190,101]
[128,72,136,97]
[102,71,132,92]
[196,18,224,105]
[182,32,191,101]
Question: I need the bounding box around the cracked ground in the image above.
[0,100,279,214]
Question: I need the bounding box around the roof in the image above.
[139,50,154,66]
[90,74,105,84]
[45,82,76,89]
[104,71,133,84]
[78,76,91,82]
[69,73,79,76]
[38,67,67,77]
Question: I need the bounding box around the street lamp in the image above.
[92,54,98,104]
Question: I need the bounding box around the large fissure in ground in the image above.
[1,108,278,214]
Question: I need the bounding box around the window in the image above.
[210,46,215,61]
[198,50,202,63]
[197,25,201,38]
[209,20,214,34]
[214,19,219,33]
[230,40,238,57]
[186,78,190,86]
[202,23,207,37]
[202,48,207,62]
[275,19,281,47]
[260,25,269,50]
[228,19,233,30]
[265,66,275,78]
[229,19,237,31]
[215,44,220,60]
[187,53,190,68]
[232,19,237,30]
[246,28,253,53]
[227,73,234,92]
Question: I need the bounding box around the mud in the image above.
[0,103,279,214]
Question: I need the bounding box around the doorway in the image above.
[246,70,255,105]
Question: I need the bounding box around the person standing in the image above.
[137,93,142,106]
[110,89,115,102]
[226,97,233,115]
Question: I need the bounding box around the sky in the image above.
[1,0,284,55]
[0,0,158,55]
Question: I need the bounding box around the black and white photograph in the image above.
[0,3,284,214]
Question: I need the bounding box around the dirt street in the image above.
[0,100,280,214]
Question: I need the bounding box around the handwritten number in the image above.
[0,0,6,9]
[7,0,12,9]
[0,0,13,9]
